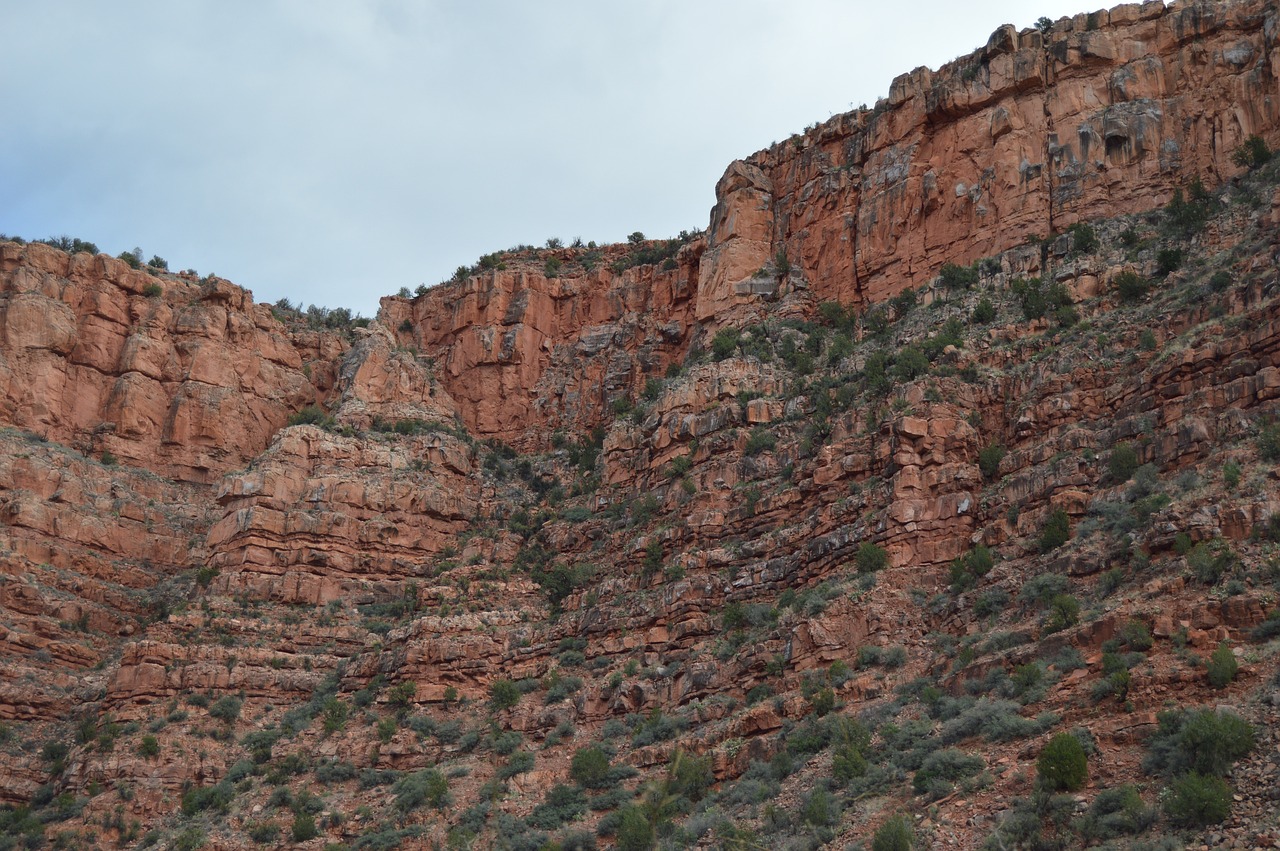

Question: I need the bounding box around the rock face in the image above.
[377,0,1280,444]
[756,0,1280,307]
[0,242,340,483]
[5,2,1280,848]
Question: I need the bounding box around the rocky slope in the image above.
[2,1,1280,850]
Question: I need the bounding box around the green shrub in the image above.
[1039,508,1070,553]
[938,262,979,290]
[208,695,242,723]
[614,805,654,850]
[1233,134,1272,170]
[801,788,837,827]
[1108,444,1139,482]
[288,405,335,429]
[1186,539,1237,585]
[181,780,235,816]
[913,748,984,798]
[1206,643,1238,689]
[392,768,449,812]
[1067,222,1099,255]
[856,542,889,573]
[1163,773,1232,826]
[138,735,159,758]
[1119,620,1153,651]
[1164,181,1214,239]
[808,687,835,717]
[529,784,587,830]
[1011,276,1071,320]
[570,747,611,789]
[1143,709,1255,778]
[498,751,535,779]
[872,815,915,851]
[173,828,206,851]
[1037,733,1087,791]
[1077,784,1155,841]
[1113,271,1149,302]
[950,543,995,592]
[1260,421,1280,462]
[247,822,279,844]
[490,679,520,711]
[978,444,1005,479]
[743,427,776,456]
[711,328,740,361]
[1155,248,1183,277]
[971,297,996,324]
[291,812,319,842]
[1043,594,1080,633]
[142,282,163,298]
[893,346,929,382]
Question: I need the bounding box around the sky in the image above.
[3,0,1109,317]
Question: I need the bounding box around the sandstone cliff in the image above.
[2,2,1280,849]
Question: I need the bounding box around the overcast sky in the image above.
[3,0,1108,317]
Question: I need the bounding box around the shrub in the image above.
[950,543,996,592]
[1067,222,1099,255]
[142,282,163,298]
[801,788,837,827]
[1164,181,1214,238]
[1108,444,1139,482]
[1233,134,1272,170]
[489,678,520,711]
[208,695,242,723]
[893,346,929,382]
[743,427,776,456]
[1206,643,1238,689]
[1037,733,1087,791]
[1143,709,1255,778]
[1155,248,1183,277]
[971,297,996,324]
[808,687,835,717]
[1044,594,1080,633]
[291,812,319,842]
[571,747,611,789]
[614,806,654,851]
[939,262,978,290]
[1163,773,1232,827]
[1186,539,1236,585]
[1119,620,1153,651]
[1039,508,1070,553]
[856,542,889,573]
[1113,271,1149,302]
[1078,784,1156,841]
[1260,421,1280,462]
[392,768,449,812]
[529,784,587,830]
[978,444,1005,479]
[288,405,335,429]
[872,815,915,851]
[498,750,535,779]
[913,748,984,798]
[1011,276,1071,320]
[138,735,159,758]
[711,328,740,361]
[247,822,279,844]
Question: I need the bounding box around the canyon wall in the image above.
[384,0,1280,442]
